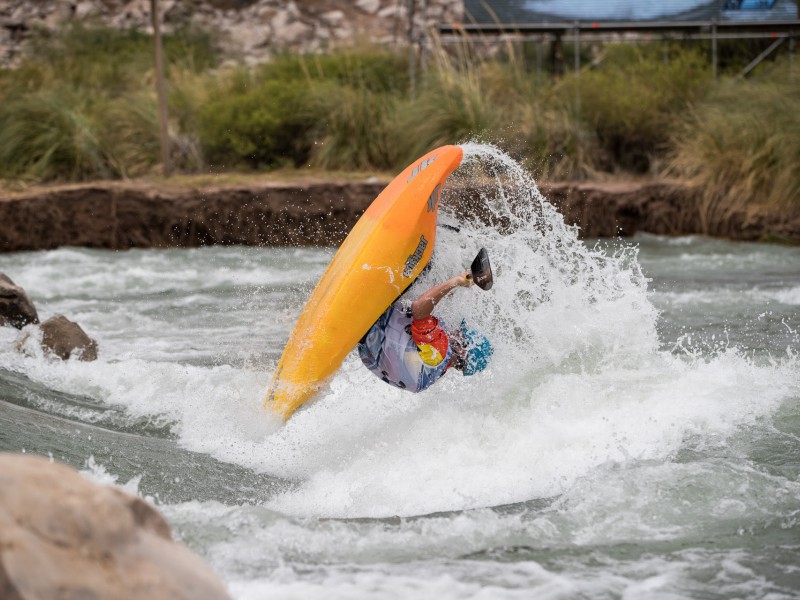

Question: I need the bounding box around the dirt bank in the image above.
[1,178,798,252]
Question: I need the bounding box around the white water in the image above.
[1,144,799,598]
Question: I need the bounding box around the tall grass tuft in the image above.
[669,72,800,218]
[392,66,501,164]
[0,87,114,181]
[310,86,399,170]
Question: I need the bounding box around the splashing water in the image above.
[242,144,796,518]
[3,143,793,521]
[1,143,799,598]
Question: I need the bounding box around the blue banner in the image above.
[464,0,798,23]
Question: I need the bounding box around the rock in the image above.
[356,0,381,15]
[41,314,99,361]
[269,8,289,31]
[0,453,231,600]
[320,9,345,26]
[284,0,299,19]
[0,0,463,68]
[333,24,353,39]
[273,19,312,45]
[378,4,404,18]
[26,314,99,361]
[228,21,271,51]
[74,0,99,19]
[44,1,78,27]
[255,5,275,19]
[0,273,39,329]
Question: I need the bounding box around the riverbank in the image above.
[2,177,798,252]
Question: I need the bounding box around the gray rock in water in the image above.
[0,453,231,600]
[0,273,39,329]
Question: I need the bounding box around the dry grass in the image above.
[668,67,800,222]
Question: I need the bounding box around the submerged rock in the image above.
[0,273,39,329]
[0,453,231,600]
[16,315,99,361]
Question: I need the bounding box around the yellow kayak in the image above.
[265,145,464,419]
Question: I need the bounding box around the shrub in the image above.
[194,49,410,170]
[557,44,710,173]
[197,74,322,169]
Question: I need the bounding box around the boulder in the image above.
[17,314,100,361]
[0,274,39,329]
[0,453,231,600]
[40,314,99,361]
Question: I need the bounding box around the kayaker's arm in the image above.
[411,272,472,320]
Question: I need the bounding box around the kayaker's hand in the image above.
[454,271,473,288]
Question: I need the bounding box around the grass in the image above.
[0,24,797,215]
[557,44,710,174]
[0,23,216,181]
[0,86,112,180]
[669,67,800,215]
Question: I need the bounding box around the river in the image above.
[1,146,798,599]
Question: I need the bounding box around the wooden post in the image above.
[151,0,171,177]
[551,32,564,80]
[536,37,543,82]
[711,20,718,80]
[408,0,416,96]
[574,24,581,116]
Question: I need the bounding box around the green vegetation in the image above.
[0,24,797,211]
[0,24,215,180]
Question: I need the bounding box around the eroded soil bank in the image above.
[1,179,798,252]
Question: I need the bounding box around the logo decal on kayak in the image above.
[403,235,428,278]
[427,184,441,212]
[407,155,437,183]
